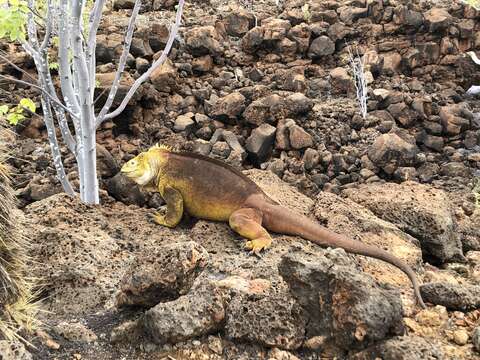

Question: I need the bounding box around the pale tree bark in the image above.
[70,0,99,204]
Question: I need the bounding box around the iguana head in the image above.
[120,152,154,185]
[120,144,170,186]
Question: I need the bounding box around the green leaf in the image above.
[6,112,24,125]
[49,61,59,70]
[19,98,35,112]
[0,105,8,115]
[0,1,27,41]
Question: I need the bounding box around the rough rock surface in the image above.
[0,341,32,360]
[420,282,480,311]
[473,326,480,352]
[224,283,305,350]
[23,169,479,359]
[313,190,423,297]
[343,182,464,264]
[116,241,209,308]
[141,282,225,344]
[6,0,480,357]
[279,249,404,353]
[367,132,419,174]
[52,321,98,343]
[350,335,444,360]
[24,193,184,316]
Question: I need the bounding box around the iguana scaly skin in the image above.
[121,144,426,308]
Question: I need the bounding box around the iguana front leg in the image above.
[152,186,184,228]
[229,208,272,254]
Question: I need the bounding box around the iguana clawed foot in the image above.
[150,211,176,228]
[245,237,272,255]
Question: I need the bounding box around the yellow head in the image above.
[120,144,170,186]
[120,152,154,186]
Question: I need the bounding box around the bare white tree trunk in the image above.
[70,0,100,204]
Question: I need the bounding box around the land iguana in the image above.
[120,144,426,308]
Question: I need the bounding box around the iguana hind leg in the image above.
[152,186,184,228]
[229,208,272,254]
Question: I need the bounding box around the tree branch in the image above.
[40,96,76,195]
[0,74,79,119]
[88,0,106,44]
[95,0,141,124]
[0,51,38,83]
[39,51,78,156]
[26,0,40,50]
[98,0,185,125]
[40,0,54,52]
[87,0,106,103]
[21,39,39,59]
[32,52,76,195]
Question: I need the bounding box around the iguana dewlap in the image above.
[120,144,426,308]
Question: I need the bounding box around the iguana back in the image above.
[161,151,274,221]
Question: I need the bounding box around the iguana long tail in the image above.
[261,202,426,309]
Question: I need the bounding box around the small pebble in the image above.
[472,326,480,352]
[453,329,469,345]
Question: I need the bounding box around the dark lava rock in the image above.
[113,0,135,9]
[420,282,480,311]
[185,26,223,57]
[439,104,472,136]
[367,132,419,174]
[173,114,196,133]
[106,173,147,206]
[28,181,62,202]
[141,282,225,344]
[289,125,313,150]
[424,8,452,33]
[285,92,314,115]
[245,124,276,165]
[307,35,335,58]
[330,67,354,95]
[473,326,480,352]
[243,94,284,126]
[224,7,255,37]
[279,249,404,352]
[350,335,444,359]
[116,241,209,308]
[97,144,120,178]
[440,162,471,178]
[209,92,246,124]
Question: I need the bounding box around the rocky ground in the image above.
[6,171,480,359]
[1,0,480,358]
